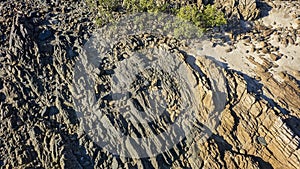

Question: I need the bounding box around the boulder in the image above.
[214,0,261,20]
[270,53,280,61]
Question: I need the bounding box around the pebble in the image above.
[263,29,274,37]
[287,36,295,45]
[225,48,233,53]
[250,44,256,52]
[244,37,251,43]
[257,136,267,146]
[239,149,246,154]
[261,48,269,54]
[256,65,268,73]
[270,53,280,61]
[293,70,300,78]
[279,71,287,79]
[282,38,288,47]
[260,41,267,48]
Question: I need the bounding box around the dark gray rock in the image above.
[214,0,261,21]
[0,92,5,102]
[257,136,267,146]
[0,79,3,90]
[38,29,53,41]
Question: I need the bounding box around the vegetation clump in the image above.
[177,4,227,28]
[87,0,227,36]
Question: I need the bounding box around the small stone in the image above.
[279,72,287,79]
[270,53,280,61]
[260,41,267,48]
[225,48,232,53]
[278,53,284,57]
[257,136,267,146]
[250,45,256,52]
[269,46,276,52]
[255,76,262,81]
[292,14,297,19]
[287,36,295,45]
[274,35,281,42]
[256,65,268,72]
[245,39,251,44]
[240,149,246,154]
[263,29,274,37]
[282,38,288,47]
[256,24,267,31]
[293,70,300,78]
[261,48,269,54]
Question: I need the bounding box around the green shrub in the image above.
[176,4,227,28]
[176,5,202,27]
[123,0,168,13]
[98,0,119,11]
[174,4,226,38]
[87,0,227,34]
[202,4,227,27]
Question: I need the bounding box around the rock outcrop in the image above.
[0,0,299,169]
[214,0,261,20]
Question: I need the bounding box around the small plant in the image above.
[176,5,202,27]
[174,4,226,38]
[97,0,119,11]
[123,0,168,13]
[176,4,227,28]
[202,4,227,27]
[87,0,227,34]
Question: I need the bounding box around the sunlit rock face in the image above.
[0,0,299,169]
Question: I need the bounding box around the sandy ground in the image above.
[192,6,300,82]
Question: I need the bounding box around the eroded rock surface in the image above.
[213,0,261,21]
[0,0,299,169]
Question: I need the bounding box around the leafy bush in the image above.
[201,4,227,27]
[97,0,119,11]
[176,4,227,28]
[88,0,227,32]
[123,0,168,13]
[176,5,202,27]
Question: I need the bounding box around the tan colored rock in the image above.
[214,0,260,20]
[270,53,280,61]
[260,41,267,48]
[295,18,300,25]
[1,1,300,169]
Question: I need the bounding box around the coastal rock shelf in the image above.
[0,0,299,168]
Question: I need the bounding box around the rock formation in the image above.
[0,0,299,169]
[213,0,261,20]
